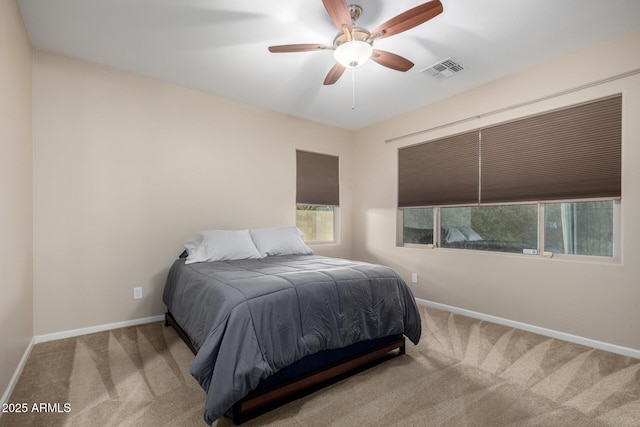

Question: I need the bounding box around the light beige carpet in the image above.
[2,305,639,426]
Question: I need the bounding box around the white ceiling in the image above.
[17,0,640,130]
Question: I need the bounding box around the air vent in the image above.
[421,58,465,79]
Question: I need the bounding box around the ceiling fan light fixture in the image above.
[333,40,373,68]
[268,0,444,84]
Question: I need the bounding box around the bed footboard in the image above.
[231,335,405,424]
[164,311,405,425]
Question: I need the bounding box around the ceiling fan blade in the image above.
[323,63,346,85]
[371,49,414,72]
[372,0,443,40]
[268,44,327,53]
[322,0,352,32]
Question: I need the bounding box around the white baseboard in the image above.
[34,314,165,344]
[0,337,34,412]
[1,315,165,414]
[416,298,640,360]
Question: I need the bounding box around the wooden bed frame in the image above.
[165,311,406,424]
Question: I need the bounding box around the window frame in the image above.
[398,198,620,262]
[296,203,339,244]
[439,202,539,254]
[540,198,621,263]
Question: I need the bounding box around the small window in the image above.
[296,205,337,243]
[544,200,614,257]
[402,208,434,245]
[296,150,339,243]
[440,205,538,254]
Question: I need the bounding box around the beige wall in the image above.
[17,14,640,355]
[0,0,34,399]
[32,51,354,335]
[353,30,640,350]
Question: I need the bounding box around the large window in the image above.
[398,95,621,258]
[401,201,616,257]
[296,150,339,243]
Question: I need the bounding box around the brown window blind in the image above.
[398,95,621,207]
[481,95,622,203]
[398,131,479,207]
[296,150,339,206]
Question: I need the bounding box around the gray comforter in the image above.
[163,255,421,424]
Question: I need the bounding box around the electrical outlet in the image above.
[133,286,143,300]
[411,273,418,283]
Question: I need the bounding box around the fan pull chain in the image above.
[351,68,356,111]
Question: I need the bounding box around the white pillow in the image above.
[249,226,313,257]
[443,227,467,243]
[183,229,262,264]
[459,226,483,241]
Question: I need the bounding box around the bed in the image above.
[162,228,422,425]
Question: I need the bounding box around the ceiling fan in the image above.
[268,0,443,85]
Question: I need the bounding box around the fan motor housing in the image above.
[333,26,372,48]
